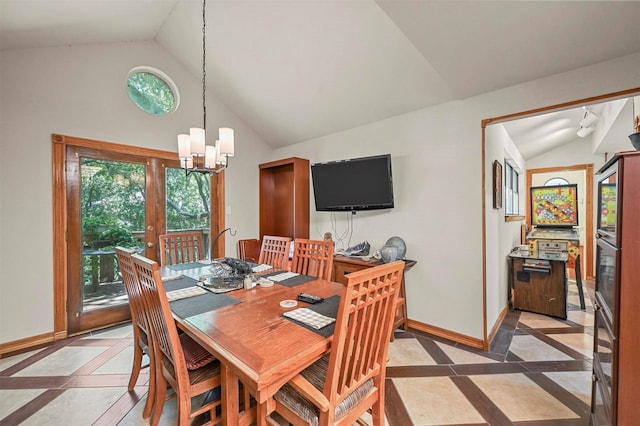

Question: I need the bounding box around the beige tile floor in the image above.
[0,281,593,425]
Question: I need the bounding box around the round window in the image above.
[126,67,179,115]
[544,177,569,186]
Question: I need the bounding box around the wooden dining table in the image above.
[161,261,343,425]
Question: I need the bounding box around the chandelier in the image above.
[177,0,234,175]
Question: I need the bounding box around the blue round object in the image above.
[385,236,406,260]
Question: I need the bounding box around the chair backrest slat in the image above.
[158,232,205,266]
[290,238,334,280]
[326,261,404,405]
[115,247,149,336]
[131,254,187,384]
[258,235,292,269]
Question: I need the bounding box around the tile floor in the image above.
[0,281,593,425]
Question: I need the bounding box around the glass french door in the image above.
[65,146,213,333]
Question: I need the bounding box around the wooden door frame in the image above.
[52,134,225,338]
[480,87,640,350]
[526,164,594,279]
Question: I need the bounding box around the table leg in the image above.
[221,365,239,426]
[257,401,270,426]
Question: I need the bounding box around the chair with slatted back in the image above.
[238,238,261,263]
[115,246,156,420]
[131,253,222,426]
[258,235,292,269]
[270,260,404,426]
[158,232,206,266]
[290,238,334,281]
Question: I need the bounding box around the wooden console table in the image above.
[332,255,416,331]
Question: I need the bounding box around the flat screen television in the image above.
[530,184,579,227]
[311,154,394,211]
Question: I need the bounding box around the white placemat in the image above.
[166,286,208,302]
[252,264,273,273]
[269,271,299,282]
[283,307,336,329]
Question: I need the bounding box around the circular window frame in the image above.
[126,66,180,115]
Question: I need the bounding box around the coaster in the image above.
[280,299,298,309]
[258,278,274,287]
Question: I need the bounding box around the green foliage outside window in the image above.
[80,159,211,287]
[127,71,175,115]
[165,168,210,231]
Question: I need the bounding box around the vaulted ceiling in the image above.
[1,0,639,153]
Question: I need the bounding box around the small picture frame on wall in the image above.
[493,160,502,209]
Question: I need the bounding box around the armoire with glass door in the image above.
[591,150,640,425]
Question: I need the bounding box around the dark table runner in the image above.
[167,262,208,271]
[163,275,199,291]
[282,295,340,337]
[170,292,240,319]
[262,272,317,287]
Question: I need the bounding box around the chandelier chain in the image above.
[202,0,207,131]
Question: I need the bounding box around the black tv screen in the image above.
[311,154,394,211]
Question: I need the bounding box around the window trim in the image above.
[504,161,521,217]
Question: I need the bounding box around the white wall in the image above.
[0,41,271,344]
[273,53,640,340]
[485,124,525,334]
[1,40,638,346]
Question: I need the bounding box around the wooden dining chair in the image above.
[131,253,222,426]
[158,232,206,266]
[270,260,405,425]
[290,238,334,281]
[115,246,156,420]
[238,238,261,263]
[258,235,292,269]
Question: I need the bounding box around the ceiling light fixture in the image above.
[577,126,595,138]
[577,107,598,138]
[177,0,234,176]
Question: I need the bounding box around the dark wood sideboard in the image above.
[332,255,416,331]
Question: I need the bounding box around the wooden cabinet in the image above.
[332,255,416,331]
[509,256,567,319]
[259,157,309,240]
[591,151,640,425]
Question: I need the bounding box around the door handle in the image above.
[147,242,154,248]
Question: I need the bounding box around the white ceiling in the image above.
[1,0,639,152]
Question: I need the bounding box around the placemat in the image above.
[170,292,240,319]
[283,308,335,329]
[283,295,340,337]
[166,286,208,302]
[262,271,317,287]
[163,275,200,291]
[167,262,208,271]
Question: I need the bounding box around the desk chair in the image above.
[238,238,261,263]
[290,238,334,281]
[131,254,222,426]
[158,232,205,266]
[258,235,292,269]
[271,261,405,426]
[115,247,155,419]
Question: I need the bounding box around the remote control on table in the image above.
[297,293,324,304]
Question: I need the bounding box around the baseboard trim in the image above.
[0,332,59,357]
[485,304,509,351]
[406,319,484,349]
